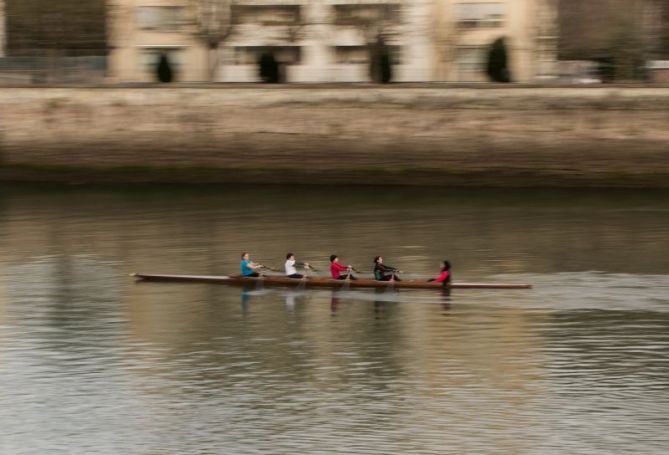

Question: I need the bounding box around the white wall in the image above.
[220,0,435,83]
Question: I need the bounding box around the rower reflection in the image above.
[240,285,273,313]
[439,288,452,312]
[373,288,400,318]
[284,290,307,311]
[330,289,342,314]
[240,284,253,313]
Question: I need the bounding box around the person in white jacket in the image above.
[285,253,310,279]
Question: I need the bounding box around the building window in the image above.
[456,3,505,29]
[232,5,301,25]
[335,45,401,64]
[138,6,184,32]
[333,4,401,26]
[335,46,368,64]
[456,46,486,80]
[232,46,302,65]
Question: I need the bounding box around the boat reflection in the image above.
[239,285,453,317]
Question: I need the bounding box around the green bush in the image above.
[380,52,392,84]
[156,54,173,83]
[486,37,511,83]
[259,51,280,83]
[369,36,393,84]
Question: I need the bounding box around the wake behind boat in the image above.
[131,273,532,290]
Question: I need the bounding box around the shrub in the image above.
[259,51,280,83]
[156,54,174,83]
[486,37,511,83]
[369,36,393,84]
[380,51,392,84]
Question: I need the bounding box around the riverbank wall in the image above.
[1,86,668,187]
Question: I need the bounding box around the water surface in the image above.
[0,185,667,454]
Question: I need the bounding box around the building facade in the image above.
[108,0,209,82]
[432,0,557,82]
[107,0,557,83]
[220,0,433,82]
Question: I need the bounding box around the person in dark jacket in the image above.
[373,256,402,281]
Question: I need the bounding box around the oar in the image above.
[295,261,319,272]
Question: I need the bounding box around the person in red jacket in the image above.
[330,254,358,280]
[428,260,451,285]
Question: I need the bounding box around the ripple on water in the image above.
[1,186,669,454]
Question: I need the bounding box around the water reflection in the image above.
[283,290,308,312]
[0,185,668,454]
[1,185,669,278]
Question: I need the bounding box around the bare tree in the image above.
[334,3,401,82]
[559,0,647,81]
[5,0,106,56]
[1,0,6,57]
[660,0,669,56]
[187,0,235,81]
[4,0,106,82]
[641,0,669,58]
[660,1,669,56]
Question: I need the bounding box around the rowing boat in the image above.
[131,273,532,290]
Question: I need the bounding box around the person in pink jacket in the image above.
[428,260,451,285]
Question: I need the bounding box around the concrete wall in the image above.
[1,86,668,187]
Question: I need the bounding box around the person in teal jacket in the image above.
[240,252,262,277]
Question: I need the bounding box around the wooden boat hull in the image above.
[131,273,532,290]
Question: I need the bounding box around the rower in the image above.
[285,253,311,279]
[373,256,402,282]
[428,260,451,286]
[240,252,262,277]
[330,254,357,280]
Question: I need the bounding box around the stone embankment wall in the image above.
[1,87,668,187]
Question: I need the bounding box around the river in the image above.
[0,185,667,454]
